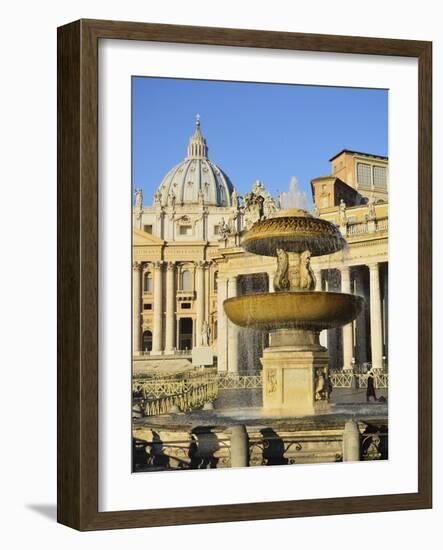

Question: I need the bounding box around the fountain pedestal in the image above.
[261,330,330,416]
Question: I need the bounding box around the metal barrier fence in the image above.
[329,371,389,389]
[217,373,262,389]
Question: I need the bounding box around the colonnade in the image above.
[132,260,211,356]
[312,262,387,370]
[133,259,387,372]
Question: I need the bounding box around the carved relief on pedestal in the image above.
[266,369,277,394]
[314,367,329,401]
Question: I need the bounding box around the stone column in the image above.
[152,261,163,354]
[195,261,206,345]
[132,262,143,355]
[341,266,354,370]
[229,425,249,467]
[354,268,368,366]
[342,420,360,461]
[217,277,228,372]
[369,263,383,369]
[164,262,175,353]
[227,276,239,373]
[313,267,327,349]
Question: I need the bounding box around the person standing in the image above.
[366,368,377,402]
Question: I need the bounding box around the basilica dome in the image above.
[155,116,235,207]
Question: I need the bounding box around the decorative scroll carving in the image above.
[273,249,290,291]
[300,250,316,290]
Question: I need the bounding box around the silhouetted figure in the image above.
[366,369,377,402]
[260,428,288,466]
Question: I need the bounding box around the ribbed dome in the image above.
[156,116,235,207]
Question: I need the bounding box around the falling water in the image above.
[279,176,310,211]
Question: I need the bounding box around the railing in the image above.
[346,217,388,237]
[346,221,368,236]
[139,349,192,357]
[134,369,388,416]
[217,373,262,389]
[329,370,389,389]
[134,370,218,415]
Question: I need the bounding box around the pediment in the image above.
[133,228,164,246]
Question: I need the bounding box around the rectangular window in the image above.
[143,224,153,234]
[143,303,152,310]
[357,163,372,187]
[179,225,193,236]
[181,303,191,309]
[373,165,387,188]
[214,225,220,235]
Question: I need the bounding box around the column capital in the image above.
[368,262,380,271]
[196,260,207,270]
[166,261,175,271]
[153,260,164,270]
[132,261,143,271]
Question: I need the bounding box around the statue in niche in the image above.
[201,320,211,346]
[367,197,376,221]
[338,199,347,226]
[219,217,231,240]
[273,248,290,291]
[299,250,316,290]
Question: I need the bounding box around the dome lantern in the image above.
[154,116,236,207]
[187,114,208,159]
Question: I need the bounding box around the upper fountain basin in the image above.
[224,291,364,331]
[241,208,346,257]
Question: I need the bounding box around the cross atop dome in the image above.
[187,115,208,159]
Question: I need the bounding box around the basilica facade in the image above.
[132,119,388,374]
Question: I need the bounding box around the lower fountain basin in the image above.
[224,291,364,331]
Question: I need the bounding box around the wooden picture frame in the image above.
[57,19,432,530]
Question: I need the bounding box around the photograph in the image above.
[131,77,389,472]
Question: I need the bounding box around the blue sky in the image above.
[132,77,388,207]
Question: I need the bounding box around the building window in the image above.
[180,270,192,291]
[143,272,152,292]
[214,271,218,291]
[142,330,152,352]
[357,163,372,187]
[143,224,153,234]
[143,303,152,310]
[213,225,220,235]
[179,225,193,236]
[181,303,191,309]
[373,165,387,189]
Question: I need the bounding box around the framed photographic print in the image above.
[57,19,432,530]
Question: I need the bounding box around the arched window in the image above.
[181,270,192,291]
[143,272,152,292]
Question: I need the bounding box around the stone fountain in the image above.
[224,208,364,416]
